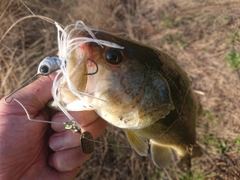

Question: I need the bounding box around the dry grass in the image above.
[1,0,240,179]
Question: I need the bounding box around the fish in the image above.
[51,21,202,170]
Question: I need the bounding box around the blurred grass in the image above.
[1,0,240,179]
[226,50,240,69]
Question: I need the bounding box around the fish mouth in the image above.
[51,21,124,111]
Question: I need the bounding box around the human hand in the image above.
[0,74,106,179]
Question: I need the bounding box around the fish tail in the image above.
[191,143,203,158]
[177,143,202,171]
[177,155,191,172]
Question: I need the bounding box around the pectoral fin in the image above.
[125,130,148,156]
[150,140,172,168]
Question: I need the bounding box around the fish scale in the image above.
[52,21,202,170]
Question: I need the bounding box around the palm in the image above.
[0,76,106,179]
[0,102,62,179]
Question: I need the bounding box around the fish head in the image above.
[54,25,174,129]
[51,22,202,169]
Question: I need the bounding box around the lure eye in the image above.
[37,56,61,76]
[106,48,123,64]
[40,65,50,74]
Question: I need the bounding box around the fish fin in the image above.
[150,140,172,169]
[192,144,203,157]
[177,155,191,172]
[177,144,202,172]
[48,100,95,111]
[125,130,148,156]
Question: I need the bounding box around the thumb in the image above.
[1,74,56,115]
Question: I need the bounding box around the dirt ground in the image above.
[0,0,240,179]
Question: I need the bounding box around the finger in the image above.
[16,74,56,108]
[49,116,106,151]
[80,116,107,137]
[0,74,56,115]
[41,166,81,180]
[49,130,80,151]
[51,111,100,132]
[49,146,92,172]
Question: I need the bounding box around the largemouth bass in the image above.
[52,21,202,170]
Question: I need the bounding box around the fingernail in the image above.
[50,135,64,151]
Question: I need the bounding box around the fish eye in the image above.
[106,48,123,64]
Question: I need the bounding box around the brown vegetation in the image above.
[0,0,239,179]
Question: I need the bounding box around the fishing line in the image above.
[3,56,76,125]
[4,74,38,104]
[10,96,97,154]
[10,95,131,150]
[3,2,76,127]
[4,0,130,152]
[14,93,130,151]
[0,15,63,44]
[54,21,124,106]
[81,136,131,149]
[19,0,61,26]
[0,0,64,44]
[13,98,64,125]
[20,0,35,16]
[4,57,61,102]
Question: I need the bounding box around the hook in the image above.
[4,56,62,104]
[4,55,96,154]
[4,73,39,104]
[85,58,98,75]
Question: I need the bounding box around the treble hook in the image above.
[4,56,62,104]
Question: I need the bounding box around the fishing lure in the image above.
[4,56,94,154]
[4,21,125,155]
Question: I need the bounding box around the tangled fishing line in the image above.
[3,4,126,153]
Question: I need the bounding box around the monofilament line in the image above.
[13,98,64,125]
